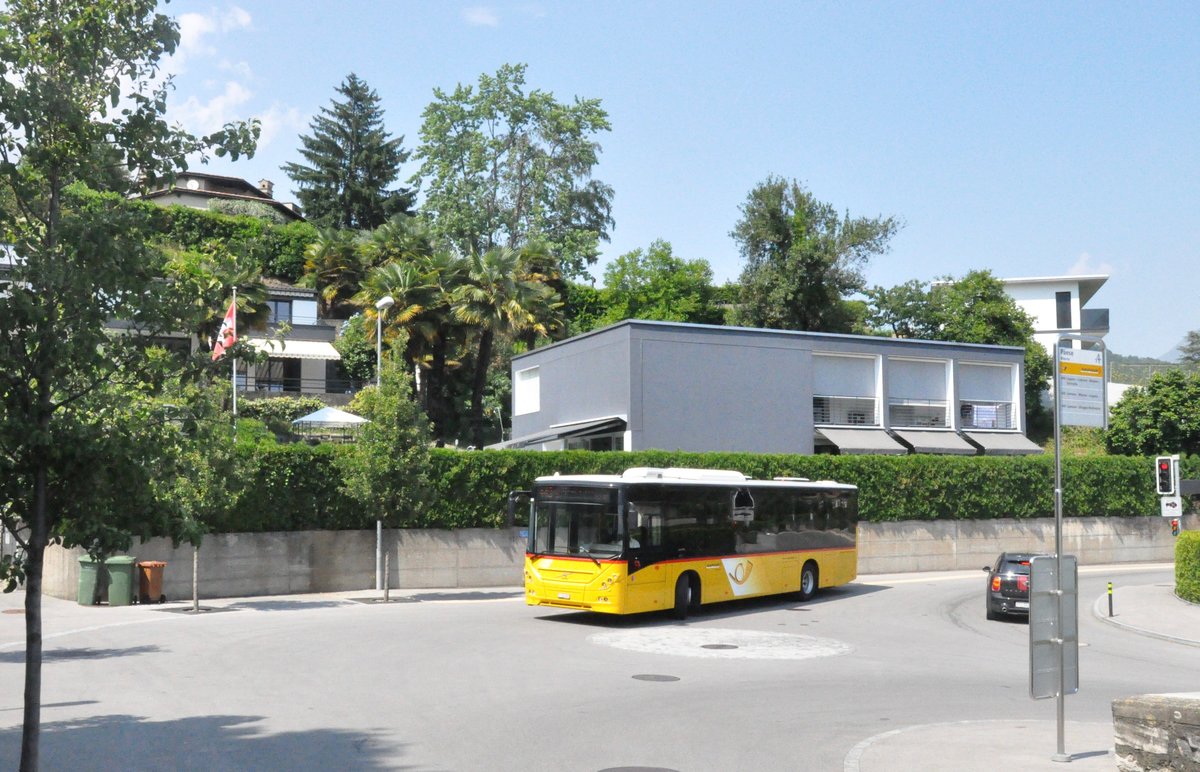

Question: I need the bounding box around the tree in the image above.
[731,177,900,333]
[1106,369,1200,456]
[865,270,1053,433]
[340,360,432,523]
[413,63,614,280]
[453,246,562,448]
[282,73,413,230]
[0,2,257,767]
[596,240,724,327]
[1179,331,1200,368]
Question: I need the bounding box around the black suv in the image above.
[983,552,1040,620]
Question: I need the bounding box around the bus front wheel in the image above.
[673,574,699,620]
[798,562,819,601]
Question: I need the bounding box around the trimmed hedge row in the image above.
[1177,532,1200,604]
[210,447,1181,533]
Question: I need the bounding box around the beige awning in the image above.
[892,429,978,455]
[965,431,1044,456]
[246,337,340,360]
[815,428,908,455]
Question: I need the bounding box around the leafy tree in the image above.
[597,240,724,327]
[1106,369,1200,456]
[731,176,900,332]
[0,1,257,766]
[340,361,433,523]
[283,73,414,230]
[865,270,1053,433]
[413,63,614,279]
[562,280,608,336]
[332,314,377,387]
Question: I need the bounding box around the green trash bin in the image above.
[105,556,137,607]
[77,555,100,605]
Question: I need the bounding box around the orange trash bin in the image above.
[137,561,167,604]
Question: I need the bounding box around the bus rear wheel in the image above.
[798,562,819,601]
[673,574,699,620]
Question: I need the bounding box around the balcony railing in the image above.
[813,395,878,426]
[237,375,368,396]
[888,400,948,428]
[959,401,1015,430]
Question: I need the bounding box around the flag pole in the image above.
[231,285,238,430]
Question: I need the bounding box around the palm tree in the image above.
[301,228,367,318]
[354,251,467,442]
[453,245,563,447]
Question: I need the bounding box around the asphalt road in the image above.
[0,564,1191,771]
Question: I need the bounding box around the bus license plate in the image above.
[557,592,570,600]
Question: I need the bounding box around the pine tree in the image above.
[283,73,413,229]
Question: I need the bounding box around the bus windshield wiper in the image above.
[577,546,601,567]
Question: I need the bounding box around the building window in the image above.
[958,362,1016,430]
[514,367,540,415]
[565,433,625,451]
[812,354,879,426]
[887,358,949,428]
[266,299,292,325]
[1055,291,1072,330]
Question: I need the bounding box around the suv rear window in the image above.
[1002,558,1032,574]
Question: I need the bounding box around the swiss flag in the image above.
[211,300,237,361]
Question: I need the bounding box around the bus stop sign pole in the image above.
[1045,334,1107,762]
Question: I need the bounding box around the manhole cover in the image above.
[631,674,680,682]
[2,609,23,615]
[701,643,738,650]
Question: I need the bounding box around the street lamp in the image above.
[373,295,394,592]
[374,295,394,388]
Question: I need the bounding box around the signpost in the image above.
[1044,336,1106,763]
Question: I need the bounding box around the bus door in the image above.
[624,499,666,610]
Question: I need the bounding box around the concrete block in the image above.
[1113,693,1200,771]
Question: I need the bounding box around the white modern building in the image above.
[1001,274,1109,354]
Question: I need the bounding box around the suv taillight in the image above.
[991,576,1001,592]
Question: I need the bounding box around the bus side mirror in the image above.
[506,490,530,527]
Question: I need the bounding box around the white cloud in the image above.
[462,6,500,26]
[1068,252,1115,277]
[256,104,307,151]
[172,7,253,74]
[172,80,254,135]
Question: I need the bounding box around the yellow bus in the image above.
[520,467,857,618]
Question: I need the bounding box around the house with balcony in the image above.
[494,320,1041,456]
[1001,274,1110,354]
[236,279,355,401]
[141,172,354,402]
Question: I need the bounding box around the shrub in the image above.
[205,448,1176,534]
[1177,531,1200,604]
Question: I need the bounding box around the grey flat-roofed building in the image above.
[496,320,1041,456]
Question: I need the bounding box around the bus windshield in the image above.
[531,485,623,559]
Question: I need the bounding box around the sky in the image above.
[162,1,1199,358]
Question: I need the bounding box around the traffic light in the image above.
[1156,455,1178,495]
[1172,519,1181,537]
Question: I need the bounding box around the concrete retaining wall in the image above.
[1113,693,1200,771]
[40,515,1189,601]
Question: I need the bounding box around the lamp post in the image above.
[375,295,394,388]
[373,295,394,592]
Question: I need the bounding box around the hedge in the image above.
[209,447,1178,533]
[1177,531,1200,604]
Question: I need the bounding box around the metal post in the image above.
[384,552,390,603]
[192,546,199,613]
[373,296,393,592]
[1052,347,1068,763]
